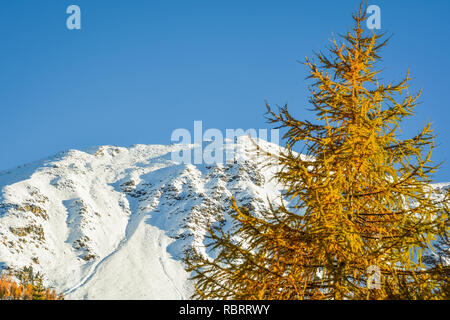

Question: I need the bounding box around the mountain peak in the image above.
[0,139,283,299]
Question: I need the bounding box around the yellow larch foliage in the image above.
[0,268,63,300]
[186,3,449,300]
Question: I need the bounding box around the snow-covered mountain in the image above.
[1,137,448,300]
[0,137,284,299]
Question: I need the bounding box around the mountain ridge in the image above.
[0,137,284,299]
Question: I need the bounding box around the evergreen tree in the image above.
[186,3,449,300]
[0,266,63,300]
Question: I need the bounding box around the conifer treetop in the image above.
[186,3,449,300]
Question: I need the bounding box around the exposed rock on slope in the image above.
[0,137,283,299]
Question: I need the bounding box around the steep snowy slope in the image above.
[0,137,284,299]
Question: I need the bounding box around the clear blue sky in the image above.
[0,0,449,181]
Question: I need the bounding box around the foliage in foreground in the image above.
[0,266,63,300]
[186,3,449,300]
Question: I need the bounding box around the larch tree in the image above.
[0,266,63,300]
[186,3,449,300]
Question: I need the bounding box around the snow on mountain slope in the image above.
[0,137,284,299]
